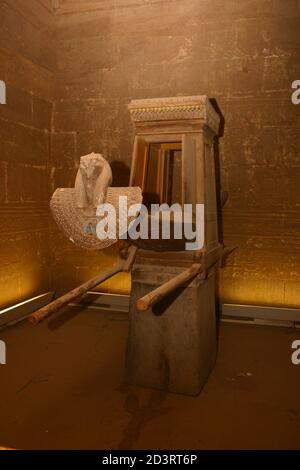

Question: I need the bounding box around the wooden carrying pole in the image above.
[28,247,137,325]
[135,245,225,312]
[136,263,202,312]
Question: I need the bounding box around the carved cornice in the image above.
[128,95,220,135]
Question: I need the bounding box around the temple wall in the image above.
[51,0,300,307]
[1,0,298,308]
[0,0,55,308]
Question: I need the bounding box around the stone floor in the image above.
[0,306,299,450]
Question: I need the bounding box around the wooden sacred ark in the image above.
[124,96,223,395]
[28,94,225,398]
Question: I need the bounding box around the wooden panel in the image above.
[130,137,148,188]
[204,143,218,250]
[182,134,197,207]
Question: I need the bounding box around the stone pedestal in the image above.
[124,264,217,396]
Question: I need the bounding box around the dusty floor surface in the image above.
[0,306,299,450]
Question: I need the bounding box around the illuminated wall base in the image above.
[75,294,300,328]
[0,292,54,328]
[2,293,299,329]
[221,304,300,328]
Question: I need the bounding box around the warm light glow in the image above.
[219,271,299,309]
[0,232,50,310]
[0,293,52,316]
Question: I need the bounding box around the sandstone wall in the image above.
[52,0,300,307]
[0,0,55,308]
[1,0,299,308]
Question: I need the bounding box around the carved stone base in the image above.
[124,264,217,396]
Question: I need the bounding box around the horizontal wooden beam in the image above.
[28,246,137,325]
[136,263,202,312]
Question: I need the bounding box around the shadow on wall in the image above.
[210,98,226,321]
[210,98,225,245]
[110,161,131,187]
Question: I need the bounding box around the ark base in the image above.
[124,264,217,396]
